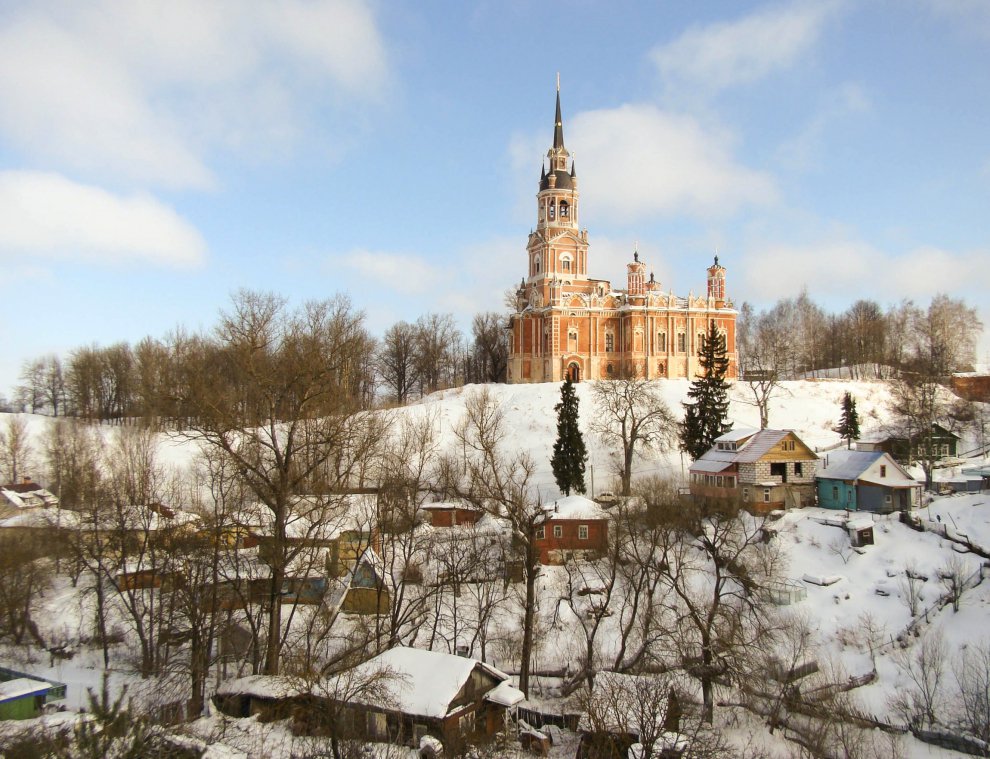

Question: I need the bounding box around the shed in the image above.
[0,669,66,720]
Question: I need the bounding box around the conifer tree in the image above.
[680,320,732,460]
[835,391,861,449]
[551,377,588,495]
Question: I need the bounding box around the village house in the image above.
[421,501,483,528]
[535,495,609,565]
[214,647,523,750]
[857,423,961,464]
[816,449,922,513]
[0,666,66,720]
[688,429,819,512]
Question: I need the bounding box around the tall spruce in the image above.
[835,391,861,449]
[680,320,732,460]
[551,377,588,495]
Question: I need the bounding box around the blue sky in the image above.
[1,0,988,394]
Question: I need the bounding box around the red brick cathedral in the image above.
[507,86,738,384]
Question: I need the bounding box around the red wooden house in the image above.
[534,496,609,565]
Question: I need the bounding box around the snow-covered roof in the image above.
[689,458,734,474]
[485,678,525,707]
[0,487,58,510]
[544,495,607,520]
[421,500,480,512]
[215,675,303,700]
[714,427,759,443]
[333,646,510,719]
[733,430,790,463]
[818,449,918,488]
[819,449,884,480]
[0,677,52,702]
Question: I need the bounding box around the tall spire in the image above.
[553,73,565,150]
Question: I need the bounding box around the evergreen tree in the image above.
[835,391,861,449]
[680,320,732,460]
[551,377,588,495]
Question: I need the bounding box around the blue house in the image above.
[817,450,921,513]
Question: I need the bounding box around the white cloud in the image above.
[533,104,777,221]
[651,1,841,93]
[740,238,990,302]
[0,171,206,268]
[332,250,443,296]
[0,0,389,188]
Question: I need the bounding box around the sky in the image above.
[0,0,989,396]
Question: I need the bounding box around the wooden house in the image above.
[214,647,524,751]
[816,450,921,513]
[421,501,483,528]
[688,429,819,512]
[534,496,608,565]
[857,423,961,464]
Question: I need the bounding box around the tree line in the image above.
[738,291,982,382]
[5,299,509,423]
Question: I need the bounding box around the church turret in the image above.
[627,248,647,297]
[527,77,586,285]
[707,255,727,305]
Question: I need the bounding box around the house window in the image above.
[763,489,771,503]
[716,476,723,487]
[553,525,562,538]
[770,463,786,478]
[941,444,949,456]
[885,494,892,504]
[781,440,795,452]
[578,525,589,540]
[536,526,545,540]
[832,486,838,500]
[879,465,887,478]
[605,333,614,352]
[677,333,686,352]
[743,488,750,501]
[795,462,803,476]
[459,711,475,735]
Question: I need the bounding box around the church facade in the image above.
[507,87,738,384]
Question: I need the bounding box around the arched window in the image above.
[606,363,614,376]
[559,201,569,218]
[548,202,556,221]
[605,332,614,352]
[568,329,578,351]
[657,332,667,352]
[561,255,572,272]
[534,255,541,275]
[697,332,705,355]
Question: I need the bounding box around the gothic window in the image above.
[605,332,614,352]
[677,333,686,353]
[534,255,541,275]
[697,332,705,355]
[548,202,556,221]
[657,332,667,352]
[568,329,578,352]
[606,363,614,376]
[634,330,643,351]
[559,201,569,218]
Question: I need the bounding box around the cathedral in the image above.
[507,86,739,384]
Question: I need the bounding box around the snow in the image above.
[545,495,606,520]
[332,646,510,719]
[0,677,51,701]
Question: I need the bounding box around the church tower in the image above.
[526,79,588,284]
[506,81,738,384]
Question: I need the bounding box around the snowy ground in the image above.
[2,378,989,757]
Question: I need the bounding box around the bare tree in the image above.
[173,290,384,675]
[954,639,990,744]
[415,312,462,395]
[452,388,543,697]
[591,379,678,497]
[0,415,34,484]
[376,321,422,405]
[468,311,508,384]
[898,563,926,618]
[890,631,946,729]
[737,302,789,429]
[938,555,969,613]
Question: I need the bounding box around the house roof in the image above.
[691,429,814,473]
[333,646,512,719]
[818,449,918,488]
[544,495,607,520]
[0,677,51,703]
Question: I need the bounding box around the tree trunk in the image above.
[519,552,538,698]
